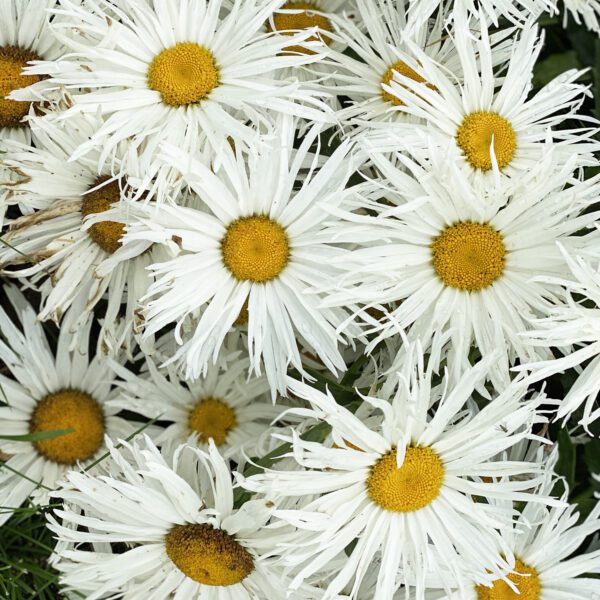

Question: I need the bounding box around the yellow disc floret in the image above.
[431,221,506,292]
[29,389,105,465]
[165,523,254,586]
[381,60,436,106]
[81,177,125,254]
[148,42,220,106]
[367,447,445,513]
[476,559,541,600]
[456,111,517,171]
[268,1,333,55]
[188,398,237,446]
[0,46,44,128]
[222,215,290,283]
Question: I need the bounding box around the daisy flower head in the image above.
[328,138,600,391]
[0,114,174,355]
[0,0,67,224]
[108,345,288,460]
[15,0,336,202]
[48,434,292,600]
[379,13,597,184]
[241,349,556,600]
[0,286,133,525]
[437,467,600,599]
[0,0,65,140]
[124,116,364,395]
[518,248,600,429]
[328,0,512,133]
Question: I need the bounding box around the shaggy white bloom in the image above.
[0,115,173,355]
[124,117,363,395]
[0,287,133,526]
[376,14,597,184]
[12,0,335,201]
[241,349,556,600]
[326,140,600,390]
[49,435,296,600]
[108,346,288,460]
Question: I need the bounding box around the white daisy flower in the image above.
[517,248,600,429]
[48,434,295,600]
[563,0,600,34]
[107,347,288,460]
[327,141,600,390]
[241,352,557,600]
[327,0,511,133]
[123,117,363,395]
[0,0,67,223]
[435,470,600,599]
[0,286,134,525]
[378,14,597,183]
[0,115,173,355]
[14,0,335,201]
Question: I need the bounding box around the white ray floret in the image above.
[518,248,600,429]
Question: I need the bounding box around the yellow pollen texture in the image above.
[148,42,220,106]
[188,398,237,446]
[81,177,125,254]
[268,2,333,55]
[367,447,445,513]
[431,221,506,292]
[165,523,254,586]
[222,215,290,283]
[0,46,44,128]
[476,559,541,600]
[456,111,517,171]
[29,389,105,465]
[381,60,436,106]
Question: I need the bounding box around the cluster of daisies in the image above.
[2,0,600,598]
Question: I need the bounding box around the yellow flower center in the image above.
[268,1,333,55]
[456,111,517,171]
[431,221,506,292]
[367,447,445,513]
[222,215,290,283]
[81,177,125,254]
[148,42,220,107]
[476,559,541,600]
[29,389,105,465]
[188,398,237,446]
[0,46,44,128]
[165,523,254,586]
[381,60,436,106]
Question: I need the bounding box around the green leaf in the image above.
[533,50,582,88]
[555,428,576,490]
[0,429,74,442]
